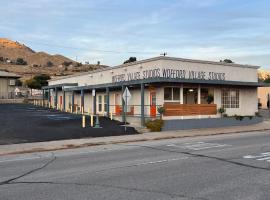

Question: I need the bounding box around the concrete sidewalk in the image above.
[1,121,270,156]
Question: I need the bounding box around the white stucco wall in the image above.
[49,57,258,87]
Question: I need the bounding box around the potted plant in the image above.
[206,94,214,104]
[157,106,165,119]
[218,107,226,118]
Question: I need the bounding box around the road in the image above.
[1,131,270,200]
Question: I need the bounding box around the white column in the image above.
[180,84,184,119]
[180,84,183,104]
[198,84,201,104]
[198,84,201,119]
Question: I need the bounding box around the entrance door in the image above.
[60,96,63,107]
[150,92,156,117]
[115,93,121,115]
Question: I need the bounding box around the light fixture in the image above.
[188,89,194,92]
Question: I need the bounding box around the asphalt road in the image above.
[0,104,137,145]
[1,131,270,199]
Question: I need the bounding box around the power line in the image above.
[29,41,159,55]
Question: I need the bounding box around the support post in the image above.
[63,91,66,111]
[106,87,110,118]
[48,89,51,108]
[54,87,58,109]
[71,91,75,113]
[42,89,45,107]
[141,83,145,126]
[93,89,96,115]
[81,90,84,114]
[121,85,125,122]
[180,84,183,104]
[198,84,201,104]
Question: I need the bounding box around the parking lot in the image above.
[0,104,137,145]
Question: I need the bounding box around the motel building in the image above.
[42,56,260,128]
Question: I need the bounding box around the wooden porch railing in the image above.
[163,103,217,116]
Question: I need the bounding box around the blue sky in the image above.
[1,0,270,68]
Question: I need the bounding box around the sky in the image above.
[0,0,270,68]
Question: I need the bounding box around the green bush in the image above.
[145,119,164,132]
[206,94,214,104]
[234,115,244,121]
[157,106,165,119]
[255,112,262,117]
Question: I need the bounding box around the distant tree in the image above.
[220,59,234,64]
[46,61,53,67]
[97,61,100,65]
[25,78,40,89]
[25,74,51,89]
[15,79,23,86]
[264,75,270,83]
[123,57,137,64]
[16,58,27,65]
[62,61,73,67]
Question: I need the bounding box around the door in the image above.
[60,96,63,107]
[150,92,156,117]
[115,94,121,115]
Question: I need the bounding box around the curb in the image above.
[1,128,270,156]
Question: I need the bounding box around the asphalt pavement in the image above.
[0,104,137,145]
[1,130,270,199]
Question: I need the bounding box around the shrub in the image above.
[62,61,73,67]
[16,58,27,65]
[234,115,244,121]
[255,112,262,117]
[157,106,165,119]
[218,107,226,117]
[46,61,53,67]
[145,119,164,132]
[223,114,228,118]
[206,94,214,104]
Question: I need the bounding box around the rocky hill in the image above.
[0,38,108,81]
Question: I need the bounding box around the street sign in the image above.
[122,87,131,104]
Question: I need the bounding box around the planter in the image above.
[162,117,263,131]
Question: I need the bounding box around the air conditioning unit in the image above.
[9,79,15,86]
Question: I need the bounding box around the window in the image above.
[200,88,212,104]
[164,87,180,102]
[98,95,102,112]
[222,89,239,108]
[183,88,198,104]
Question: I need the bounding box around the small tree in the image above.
[25,74,51,90]
[62,61,73,67]
[46,61,53,67]
[16,58,27,65]
[123,57,137,64]
[220,59,233,64]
